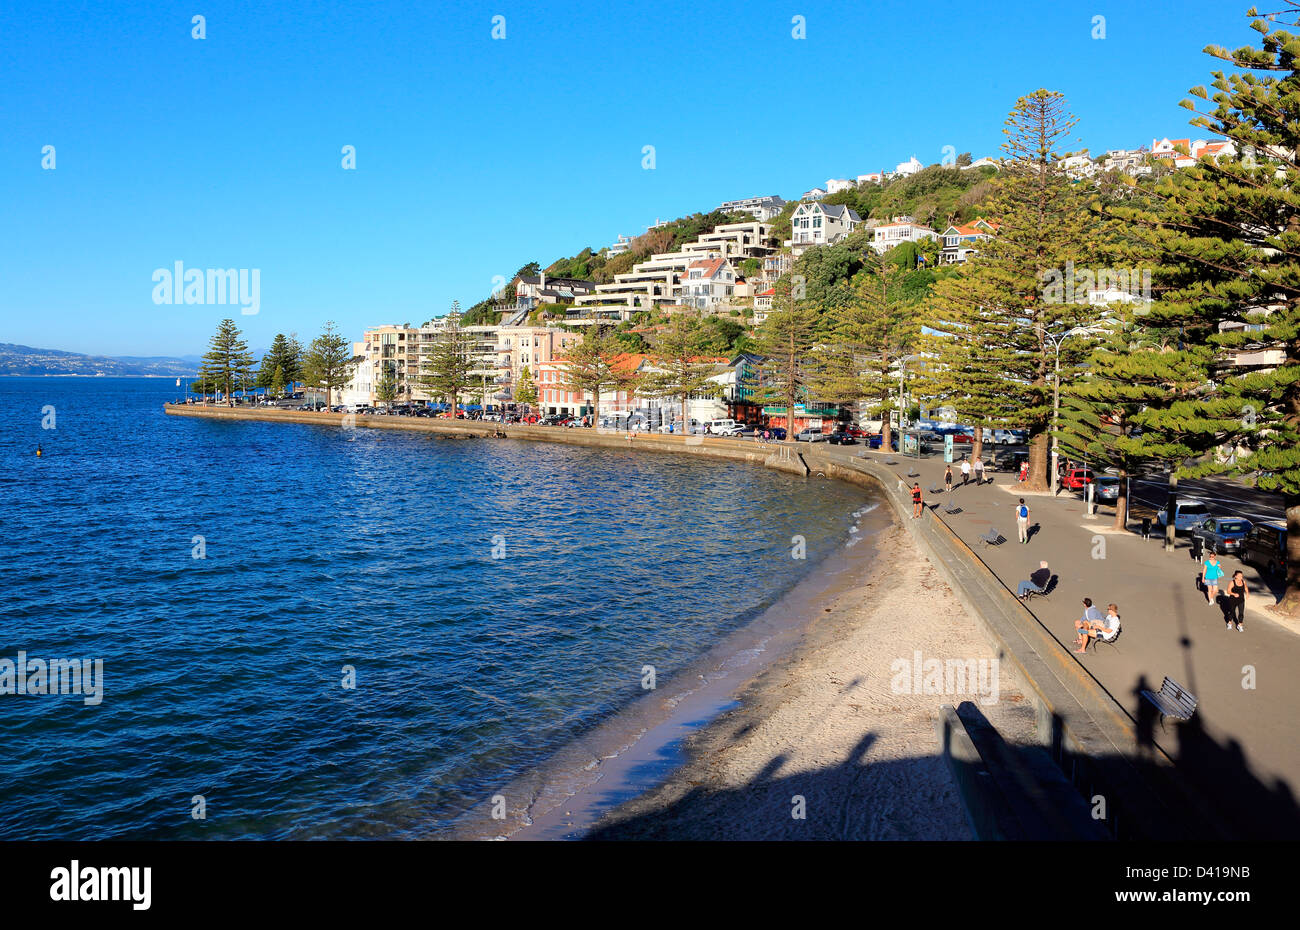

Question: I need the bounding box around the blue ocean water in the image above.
[0,378,870,839]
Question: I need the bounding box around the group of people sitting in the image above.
[1072,597,1121,653]
[1014,562,1121,653]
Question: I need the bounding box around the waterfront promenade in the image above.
[163,404,1300,837]
[831,445,1300,838]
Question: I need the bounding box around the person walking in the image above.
[1202,553,1224,605]
[960,458,971,487]
[1226,570,1248,631]
[1018,460,1028,483]
[944,465,953,493]
[1016,498,1030,543]
[911,483,923,518]
[973,457,985,486]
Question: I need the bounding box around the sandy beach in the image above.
[586,520,1039,840]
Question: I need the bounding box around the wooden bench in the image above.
[1140,676,1197,722]
[977,528,1004,548]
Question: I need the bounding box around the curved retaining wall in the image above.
[163,404,1212,838]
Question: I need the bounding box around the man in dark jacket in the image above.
[1016,561,1051,599]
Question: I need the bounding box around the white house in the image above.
[608,234,633,256]
[893,156,924,177]
[872,216,937,254]
[679,257,737,310]
[787,202,862,254]
[825,178,856,194]
[961,156,998,171]
[857,171,885,185]
[1058,151,1096,180]
[802,187,827,201]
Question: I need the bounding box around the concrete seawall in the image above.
[163,403,1208,838]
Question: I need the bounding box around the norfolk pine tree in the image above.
[199,318,255,405]
[640,311,724,431]
[923,90,1101,490]
[421,312,476,414]
[1112,5,1300,614]
[302,321,353,409]
[751,288,818,442]
[559,328,638,425]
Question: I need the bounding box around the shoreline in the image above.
[447,495,896,839]
[584,521,1038,840]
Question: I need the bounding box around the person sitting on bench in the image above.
[1074,603,1120,652]
[1073,597,1103,639]
[1016,561,1051,599]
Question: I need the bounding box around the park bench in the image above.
[1021,575,1057,602]
[943,499,962,515]
[978,528,1004,548]
[928,484,944,494]
[884,457,899,465]
[1087,626,1121,652]
[1140,676,1197,722]
[906,466,919,477]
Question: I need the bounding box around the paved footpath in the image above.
[802,443,1300,823]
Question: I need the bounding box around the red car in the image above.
[1062,467,1095,490]
[842,425,869,438]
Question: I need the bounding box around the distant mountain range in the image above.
[0,343,201,377]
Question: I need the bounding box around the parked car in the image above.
[796,429,827,442]
[1155,499,1213,533]
[1241,521,1287,578]
[991,429,1027,445]
[827,432,858,445]
[867,432,900,451]
[1061,468,1095,491]
[1190,517,1254,557]
[842,425,869,438]
[565,416,590,428]
[1093,475,1121,502]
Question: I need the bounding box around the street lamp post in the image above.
[1043,326,1095,494]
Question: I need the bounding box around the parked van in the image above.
[704,418,743,436]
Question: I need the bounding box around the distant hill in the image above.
[0,343,198,377]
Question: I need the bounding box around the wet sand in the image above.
[585,521,1038,840]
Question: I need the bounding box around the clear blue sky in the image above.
[0,0,1258,357]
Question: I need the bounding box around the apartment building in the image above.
[608,234,634,256]
[494,325,584,401]
[681,221,777,260]
[571,222,777,319]
[514,274,597,309]
[358,320,499,405]
[718,195,787,221]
